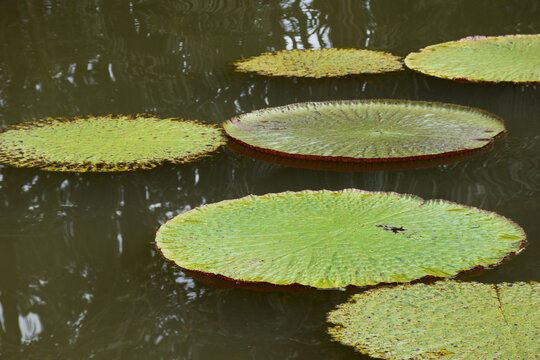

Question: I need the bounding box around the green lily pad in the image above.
[233,48,403,78]
[405,34,540,83]
[227,137,494,172]
[328,281,540,359]
[223,100,505,163]
[156,189,525,289]
[0,115,224,172]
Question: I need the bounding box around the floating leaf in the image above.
[156,189,525,289]
[328,281,540,359]
[0,115,224,172]
[405,34,540,83]
[224,100,504,163]
[233,48,403,78]
[226,129,494,172]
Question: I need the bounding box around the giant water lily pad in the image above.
[0,115,224,172]
[233,48,403,78]
[405,34,540,83]
[328,281,540,359]
[224,100,505,163]
[226,137,494,172]
[156,189,525,289]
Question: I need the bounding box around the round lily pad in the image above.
[0,115,224,172]
[156,189,525,289]
[223,100,505,163]
[405,34,540,83]
[233,48,403,78]
[227,136,495,172]
[328,281,540,359]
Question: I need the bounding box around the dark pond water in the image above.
[0,0,539,358]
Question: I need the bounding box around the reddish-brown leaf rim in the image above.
[224,99,505,163]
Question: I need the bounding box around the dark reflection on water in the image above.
[0,0,539,358]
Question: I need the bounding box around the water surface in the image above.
[0,0,539,358]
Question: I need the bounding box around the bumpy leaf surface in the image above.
[224,100,505,162]
[156,190,525,289]
[233,48,403,78]
[405,34,540,83]
[328,281,540,359]
[0,115,224,172]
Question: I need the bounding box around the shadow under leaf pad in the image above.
[328,281,540,359]
[155,189,526,289]
[0,115,224,172]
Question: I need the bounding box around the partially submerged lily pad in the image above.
[156,189,525,289]
[328,281,540,359]
[233,48,403,78]
[405,34,540,83]
[224,100,505,163]
[0,115,224,172]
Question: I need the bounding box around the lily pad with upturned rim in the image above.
[404,34,540,83]
[0,115,225,172]
[328,281,540,359]
[224,100,505,163]
[226,133,495,172]
[233,48,403,78]
[155,189,525,289]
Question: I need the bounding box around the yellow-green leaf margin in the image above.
[0,115,225,172]
[233,48,403,78]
